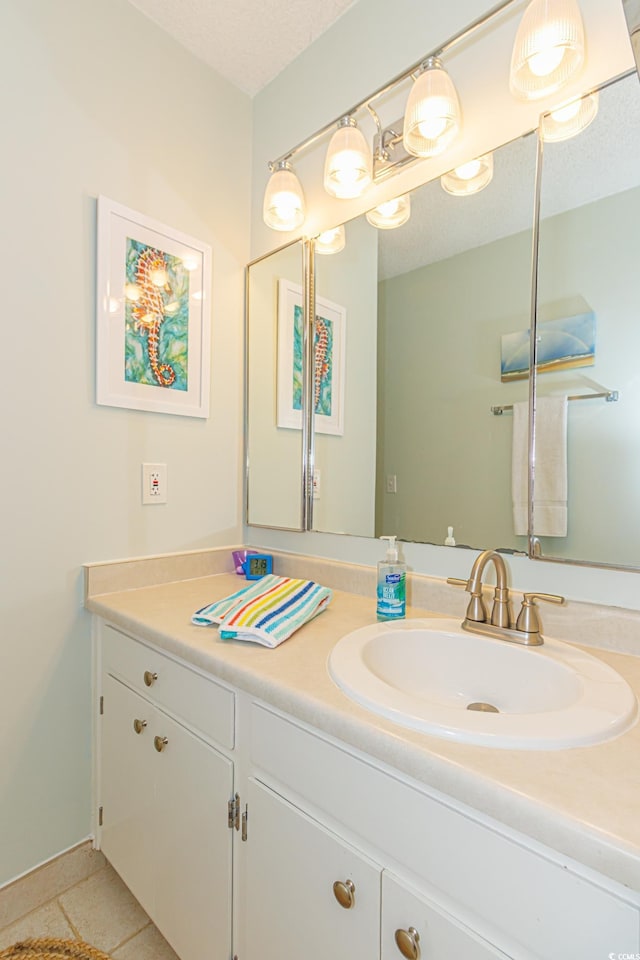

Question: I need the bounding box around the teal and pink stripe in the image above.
[192,575,332,648]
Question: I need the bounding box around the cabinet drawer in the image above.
[250,703,639,960]
[382,871,509,960]
[102,624,234,749]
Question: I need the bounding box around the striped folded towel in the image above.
[192,575,332,648]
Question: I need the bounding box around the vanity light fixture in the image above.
[261,0,529,231]
[324,116,372,199]
[540,90,598,140]
[403,57,462,157]
[510,0,585,100]
[365,193,411,229]
[263,159,306,232]
[441,153,494,196]
[315,225,346,254]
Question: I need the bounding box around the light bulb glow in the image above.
[150,268,168,287]
[441,153,494,197]
[403,59,461,158]
[541,90,599,141]
[510,0,585,101]
[263,163,305,231]
[365,194,411,229]
[454,159,482,180]
[324,119,372,199]
[315,225,346,255]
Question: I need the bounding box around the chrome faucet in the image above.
[447,549,564,646]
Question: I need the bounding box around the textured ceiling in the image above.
[127,0,358,96]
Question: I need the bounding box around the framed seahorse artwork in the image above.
[96,196,212,417]
[276,279,346,436]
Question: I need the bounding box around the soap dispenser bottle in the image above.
[377,536,406,621]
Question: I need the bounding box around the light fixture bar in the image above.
[267,0,520,171]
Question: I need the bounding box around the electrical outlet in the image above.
[142,463,167,504]
[313,468,321,499]
[386,474,397,494]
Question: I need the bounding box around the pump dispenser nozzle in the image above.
[380,535,398,561]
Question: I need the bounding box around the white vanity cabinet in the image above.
[248,702,640,960]
[244,776,510,960]
[97,624,236,960]
[94,619,640,960]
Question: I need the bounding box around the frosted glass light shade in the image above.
[403,58,462,158]
[315,225,346,254]
[541,90,598,140]
[365,194,411,229]
[441,153,494,196]
[263,161,305,231]
[510,0,585,101]
[324,117,372,199]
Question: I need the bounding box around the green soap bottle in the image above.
[376,536,406,621]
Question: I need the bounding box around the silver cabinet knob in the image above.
[395,927,420,960]
[133,718,147,734]
[154,736,168,753]
[332,879,355,909]
[143,670,158,687]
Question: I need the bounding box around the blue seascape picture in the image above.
[500,311,596,382]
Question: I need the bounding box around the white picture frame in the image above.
[96,196,212,418]
[276,279,346,436]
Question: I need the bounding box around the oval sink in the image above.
[328,618,637,749]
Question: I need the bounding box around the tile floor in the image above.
[0,844,179,959]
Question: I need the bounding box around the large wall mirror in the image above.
[246,240,306,530]
[246,58,640,573]
[532,70,640,569]
[314,133,537,551]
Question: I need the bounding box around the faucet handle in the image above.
[516,592,565,635]
[446,577,488,622]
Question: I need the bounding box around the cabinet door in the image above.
[153,711,233,960]
[100,675,156,917]
[245,778,381,960]
[382,871,510,960]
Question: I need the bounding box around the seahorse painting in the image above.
[313,316,331,414]
[124,239,189,391]
[292,305,333,416]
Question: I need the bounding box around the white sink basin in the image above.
[328,618,637,749]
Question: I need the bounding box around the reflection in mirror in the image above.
[246,241,305,530]
[312,133,538,551]
[534,72,640,568]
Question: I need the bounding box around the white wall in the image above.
[248,0,640,611]
[1,0,251,884]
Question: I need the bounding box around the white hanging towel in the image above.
[512,396,568,537]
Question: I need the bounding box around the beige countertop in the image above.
[86,567,640,897]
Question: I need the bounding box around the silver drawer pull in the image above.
[395,927,420,960]
[143,670,158,687]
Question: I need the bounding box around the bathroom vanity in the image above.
[87,554,640,960]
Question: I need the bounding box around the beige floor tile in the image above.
[0,843,106,930]
[58,864,149,953]
[112,923,180,960]
[0,900,75,950]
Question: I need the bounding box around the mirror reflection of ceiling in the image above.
[377,73,640,282]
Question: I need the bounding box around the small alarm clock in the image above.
[242,553,274,580]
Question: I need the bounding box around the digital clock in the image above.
[243,553,274,579]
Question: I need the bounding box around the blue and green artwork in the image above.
[292,306,334,415]
[501,311,596,382]
[124,239,190,391]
